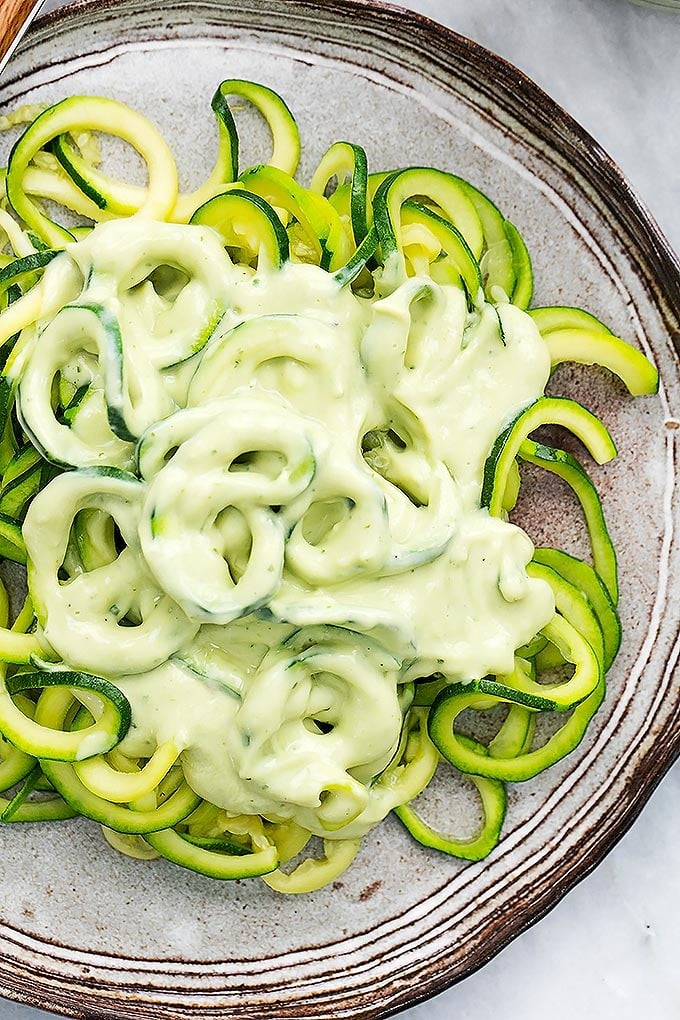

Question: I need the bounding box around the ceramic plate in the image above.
[1,1,680,1017]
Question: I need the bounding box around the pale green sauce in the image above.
[20,219,554,838]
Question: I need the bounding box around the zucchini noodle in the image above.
[0,82,658,892]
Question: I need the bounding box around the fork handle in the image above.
[0,0,43,65]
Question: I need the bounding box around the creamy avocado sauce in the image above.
[19,219,554,839]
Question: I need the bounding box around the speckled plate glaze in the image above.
[1,1,680,1017]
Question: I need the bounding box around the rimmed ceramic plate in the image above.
[1,1,680,1017]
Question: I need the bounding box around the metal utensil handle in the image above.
[0,0,43,66]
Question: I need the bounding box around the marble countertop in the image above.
[3,0,680,1018]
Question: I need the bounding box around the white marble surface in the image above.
[2,0,680,1017]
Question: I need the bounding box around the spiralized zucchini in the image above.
[0,82,658,892]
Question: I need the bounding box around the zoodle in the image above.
[0,80,658,893]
